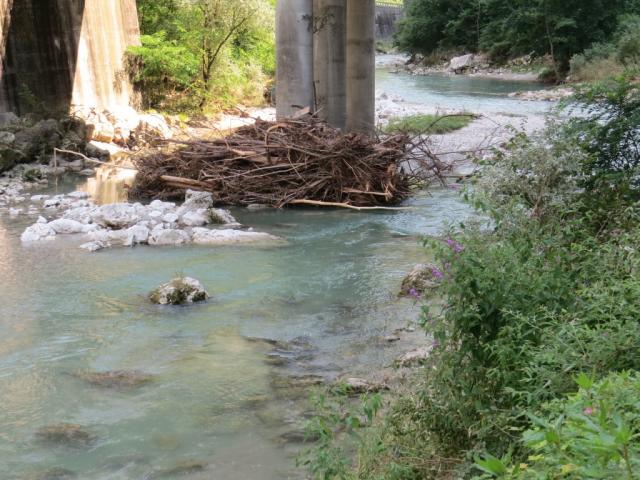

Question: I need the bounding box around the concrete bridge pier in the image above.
[276,0,314,120]
[346,0,376,134]
[277,0,375,134]
[314,0,346,130]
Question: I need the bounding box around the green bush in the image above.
[475,372,640,479]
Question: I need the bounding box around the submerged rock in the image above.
[150,277,209,305]
[35,424,96,448]
[27,467,77,480]
[77,370,153,389]
[151,460,207,478]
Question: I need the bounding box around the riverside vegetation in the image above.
[397,0,640,82]
[301,70,640,479]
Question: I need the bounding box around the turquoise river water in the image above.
[0,71,549,479]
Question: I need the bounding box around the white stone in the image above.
[136,113,173,140]
[67,191,90,200]
[149,200,176,212]
[21,223,56,242]
[148,228,191,246]
[191,228,279,245]
[9,208,21,216]
[161,212,179,224]
[180,209,208,227]
[49,219,85,234]
[91,203,140,229]
[63,206,97,224]
[36,216,47,224]
[127,225,150,244]
[396,346,431,367]
[107,229,135,247]
[448,54,475,72]
[80,241,106,252]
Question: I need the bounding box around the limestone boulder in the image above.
[148,228,191,246]
[91,203,140,229]
[21,223,56,242]
[48,219,85,234]
[448,54,475,73]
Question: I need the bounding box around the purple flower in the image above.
[446,238,464,253]
[408,288,421,299]
[431,267,444,280]
[584,407,595,416]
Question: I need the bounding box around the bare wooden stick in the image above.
[288,199,411,211]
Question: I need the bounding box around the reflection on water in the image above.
[81,155,137,204]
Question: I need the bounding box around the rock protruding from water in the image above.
[399,264,440,297]
[150,277,209,305]
[395,346,431,367]
[338,377,389,395]
[35,423,96,448]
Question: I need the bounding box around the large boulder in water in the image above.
[150,277,209,305]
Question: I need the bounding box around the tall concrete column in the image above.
[276,0,314,119]
[346,0,375,134]
[313,0,346,130]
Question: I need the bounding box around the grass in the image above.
[383,113,477,135]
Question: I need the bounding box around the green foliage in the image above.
[300,392,383,480]
[383,113,475,135]
[314,75,640,480]
[131,0,274,113]
[475,372,640,479]
[397,0,639,75]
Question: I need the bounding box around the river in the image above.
[0,69,550,479]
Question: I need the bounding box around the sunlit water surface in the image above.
[0,71,544,479]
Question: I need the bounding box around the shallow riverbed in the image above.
[0,71,546,480]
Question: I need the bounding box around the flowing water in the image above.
[0,70,547,479]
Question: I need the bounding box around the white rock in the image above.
[149,200,176,212]
[161,212,179,224]
[136,113,173,140]
[91,203,140,229]
[9,208,22,216]
[86,228,110,243]
[80,241,106,252]
[67,191,90,200]
[177,190,213,216]
[63,206,97,224]
[36,216,47,224]
[107,229,134,247]
[180,209,208,227]
[49,219,85,234]
[21,223,56,242]
[127,225,150,244]
[148,228,191,246]
[191,228,279,245]
[44,198,61,209]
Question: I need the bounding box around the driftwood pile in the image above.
[131,117,449,209]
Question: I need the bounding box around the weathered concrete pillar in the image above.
[346,0,376,134]
[276,0,314,119]
[313,0,346,130]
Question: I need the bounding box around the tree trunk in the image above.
[346,0,375,134]
[276,0,314,119]
[314,0,346,130]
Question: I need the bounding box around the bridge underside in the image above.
[0,0,139,115]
